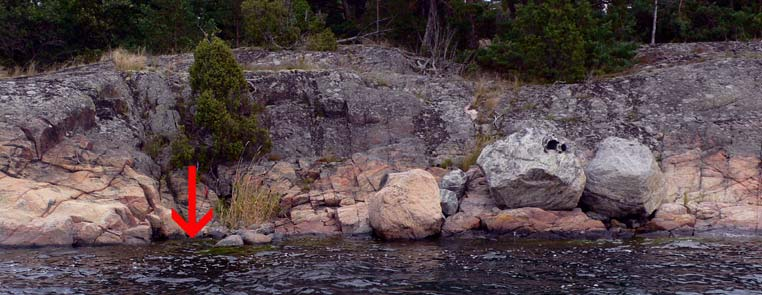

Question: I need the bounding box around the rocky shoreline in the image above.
[1,42,762,248]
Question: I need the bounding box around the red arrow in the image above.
[171,166,214,238]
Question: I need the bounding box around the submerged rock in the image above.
[442,212,481,236]
[336,202,371,235]
[240,231,273,244]
[581,137,666,218]
[639,203,695,235]
[480,208,606,236]
[368,169,444,240]
[215,235,244,247]
[477,128,586,210]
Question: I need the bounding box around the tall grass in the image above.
[104,48,147,72]
[215,163,282,229]
[0,61,38,78]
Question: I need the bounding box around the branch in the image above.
[337,29,393,43]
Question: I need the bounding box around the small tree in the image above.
[173,37,271,169]
[241,0,337,51]
[477,0,636,83]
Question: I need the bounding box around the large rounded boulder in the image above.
[581,137,666,218]
[476,128,585,210]
[368,169,444,239]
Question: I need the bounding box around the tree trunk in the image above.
[466,0,478,49]
[506,0,517,18]
[342,0,353,21]
[651,0,658,46]
[423,0,439,51]
[233,0,242,47]
[678,0,683,16]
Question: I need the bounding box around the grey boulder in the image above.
[581,137,666,218]
[440,169,468,196]
[476,128,586,210]
[440,189,459,216]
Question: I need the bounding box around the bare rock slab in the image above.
[368,169,444,239]
[477,128,586,210]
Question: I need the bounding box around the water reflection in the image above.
[1,237,761,294]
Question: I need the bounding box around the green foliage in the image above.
[306,28,338,51]
[194,90,230,132]
[440,158,454,170]
[136,0,201,53]
[3,0,761,72]
[241,0,330,49]
[174,37,271,168]
[189,37,247,104]
[143,135,168,159]
[631,0,762,43]
[170,131,194,168]
[477,0,636,82]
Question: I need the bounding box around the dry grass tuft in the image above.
[467,73,522,123]
[459,133,499,171]
[216,164,282,229]
[1,61,38,78]
[105,48,147,72]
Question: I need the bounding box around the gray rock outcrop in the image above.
[476,128,586,210]
[581,137,666,218]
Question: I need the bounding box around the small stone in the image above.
[215,235,244,247]
[240,231,273,244]
[256,222,275,235]
[204,226,229,239]
[442,212,481,236]
[440,169,467,197]
[440,189,459,216]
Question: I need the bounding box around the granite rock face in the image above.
[248,69,475,168]
[486,42,762,208]
[0,64,187,247]
[477,128,586,210]
[581,137,667,218]
[3,41,762,246]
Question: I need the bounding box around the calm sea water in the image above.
[1,237,761,294]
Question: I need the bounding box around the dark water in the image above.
[1,237,762,294]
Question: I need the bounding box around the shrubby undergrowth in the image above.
[172,37,271,170]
